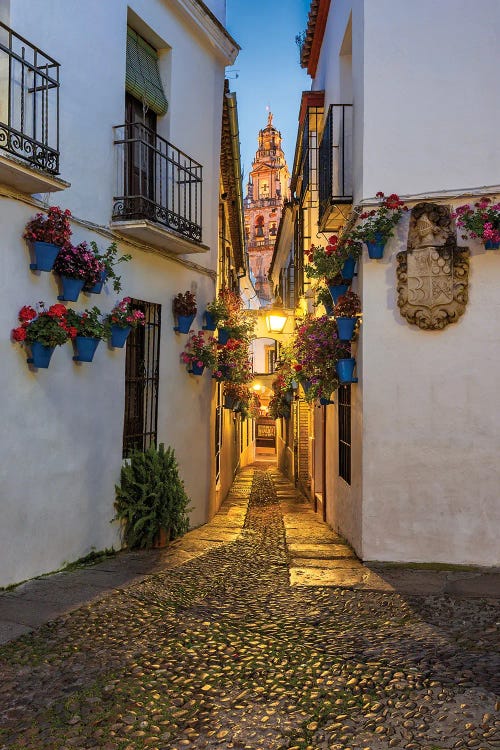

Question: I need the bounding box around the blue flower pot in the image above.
[336,317,357,341]
[301,379,313,395]
[190,362,205,375]
[58,276,85,302]
[27,341,55,368]
[110,324,131,348]
[328,283,349,304]
[218,327,231,345]
[73,336,100,363]
[224,395,239,410]
[29,241,60,272]
[366,232,386,259]
[319,396,335,406]
[341,256,356,280]
[484,240,500,250]
[87,270,107,294]
[336,357,358,384]
[174,314,195,334]
[202,311,217,331]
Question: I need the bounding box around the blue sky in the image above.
[226,0,311,186]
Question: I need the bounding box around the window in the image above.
[338,385,351,484]
[123,300,161,457]
[255,215,265,237]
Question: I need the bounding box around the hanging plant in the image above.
[86,241,132,293]
[292,315,349,402]
[180,331,217,374]
[453,197,500,249]
[11,302,75,368]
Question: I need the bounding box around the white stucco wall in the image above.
[0,0,234,586]
[360,211,500,565]
[362,0,500,199]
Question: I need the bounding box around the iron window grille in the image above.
[338,384,351,485]
[299,105,322,204]
[123,300,161,457]
[215,383,222,485]
[113,122,203,243]
[0,21,60,173]
[318,104,353,228]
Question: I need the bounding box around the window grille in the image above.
[123,300,161,457]
[338,385,351,484]
[215,383,222,484]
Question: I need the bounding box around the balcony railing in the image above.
[0,22,60,173]
[112,122,203,244]
[318,104,353,228]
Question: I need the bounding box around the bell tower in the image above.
[244,111,290,303]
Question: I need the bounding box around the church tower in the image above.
[244,112,290,303]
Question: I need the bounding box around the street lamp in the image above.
[265,295,288,334]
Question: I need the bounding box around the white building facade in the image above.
[0,0,240,587]
[283,0,500,567]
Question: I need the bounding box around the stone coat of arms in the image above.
[396,203,469,330]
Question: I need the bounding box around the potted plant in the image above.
[336,342,358,384]
[453,197,500,249]
[210,288,254,344]
[215,337,253,384]
[66,306,108,362]
[313,285,334,316]
[86,241,132,294]
[106,297,145,348]
[334,291,362,341]
[23,206,72,272]
[223,382,251,411]
[53,241,102,302]
[180,331,217,375]
[292,315,346,402]
[114,443,191,549]
[352,191,407,259]
[203,293,230,331]
[173,291,197,333]
[11,302,74,368]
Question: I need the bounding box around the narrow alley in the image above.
[0,468,498,750]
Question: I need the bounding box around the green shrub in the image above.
[114,444,191,549]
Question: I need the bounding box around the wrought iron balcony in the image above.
[112,123,203,245]
[318,104,353,230]
[0,22,60,174]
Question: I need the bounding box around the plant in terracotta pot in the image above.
[12,302,74,368]
[352,191,407,258]
[85,241,132,293]
[334,291,362,341]
[106,297,146,348]
[23,206,72,271]
[53,241,102,302]
[114,443,191,549]
[173,290,197,333]
[66,306,108,363]
[453,197,500,249]
[180,331,217,375]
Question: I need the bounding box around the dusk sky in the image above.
[226,0,311,187]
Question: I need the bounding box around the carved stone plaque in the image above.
[397,203,469,330]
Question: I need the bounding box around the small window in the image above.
[126,27,168,116]
[123,300,161,457]
[338,385,351,484]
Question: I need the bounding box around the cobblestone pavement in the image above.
[0,469,498,750]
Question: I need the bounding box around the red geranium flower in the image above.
[48,303,67,319]
[19,305,37,323]
[12,326,27,342]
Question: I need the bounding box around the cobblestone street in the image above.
[0,468,498,750]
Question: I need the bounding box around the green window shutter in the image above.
[126,27,169,116]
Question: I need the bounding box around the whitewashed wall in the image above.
[0,0,233,586]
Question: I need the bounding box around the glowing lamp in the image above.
[265,296,287,333]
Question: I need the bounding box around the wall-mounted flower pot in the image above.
[190,362,205,375]
[174,314,195,334]
[29,241,61,272]
[301,379,313,396]
[224,395,240,410]
[341,256,356,280]
[336,317,357,341]
[323,299,334,316]
[366,232,386,259]
[218,327,231,345]
[328,283,349,304]
[110,325,131,348]
[87,270,107,294]
[319,396,335,406]
[202,311,217,331]
[27,341,55,368]
[73,336,100,362]
[336,357,358,384]
[484,240,500,250]
[58,276,85,302]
